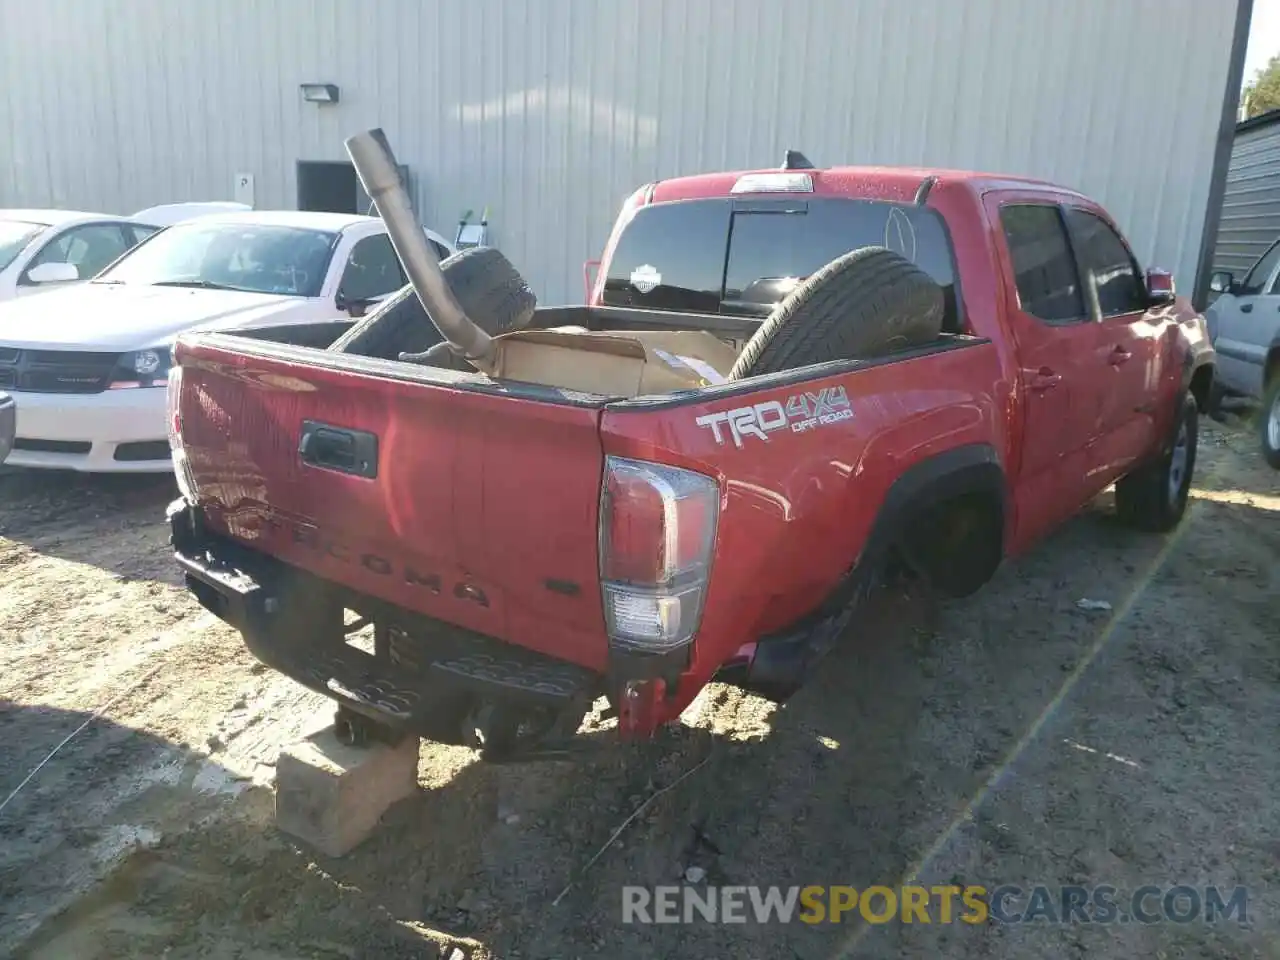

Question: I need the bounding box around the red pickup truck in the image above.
[167,129,1214,759]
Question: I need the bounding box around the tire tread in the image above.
[729,246,944,380]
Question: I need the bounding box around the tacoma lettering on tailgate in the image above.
[696,386,852,447]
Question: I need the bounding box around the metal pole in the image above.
[344,128,498,373]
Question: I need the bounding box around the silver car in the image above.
[1207,236,1280,469]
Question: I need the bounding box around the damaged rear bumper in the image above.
[168,498,603,758]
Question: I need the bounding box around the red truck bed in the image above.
[172,317,1001,726]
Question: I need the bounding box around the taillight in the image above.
[166,365,183,444]
[600,457,719,652]
[166,365,197,501]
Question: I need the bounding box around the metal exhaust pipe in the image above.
[343,128,498,374]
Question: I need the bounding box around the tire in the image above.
[329,246,536,360]
[728,246,944,380]
[1115,390,1198,532]
[1257,373,1280,470]
[899,492,1004,597]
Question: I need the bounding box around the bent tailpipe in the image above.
[343,128,498,374]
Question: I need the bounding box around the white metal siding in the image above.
[0,0,1239,305]
[1212,117,1280,277]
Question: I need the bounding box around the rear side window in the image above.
[601,197,964,331]
[1064,208,1147,316]
[129,224,162,244]
[999,204,1086,324]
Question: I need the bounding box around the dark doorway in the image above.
[297,160,415,216]
[297,161,359,214]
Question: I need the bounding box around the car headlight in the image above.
[110,348,173,387]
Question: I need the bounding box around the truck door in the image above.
[1210,237,1280,399]
[987,196,1106,542]
[1062,205,1162,479]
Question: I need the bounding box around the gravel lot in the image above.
[1,416,1276,959]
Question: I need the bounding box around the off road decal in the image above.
[631,264,661,293]
[695,386,853,447]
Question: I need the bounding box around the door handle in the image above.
[1108,345,1132,365]
[1029,368,1061,391]
[299,420,379,478]
[1240,302,1254,313]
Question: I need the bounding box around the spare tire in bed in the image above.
[728,246,944,381]
[329,246,537,360]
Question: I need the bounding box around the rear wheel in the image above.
[899,493,1004,597]
[1115,390,1198,531]
[728,246,945,380]
[330,246,536,360]
[1258,374,1280,469]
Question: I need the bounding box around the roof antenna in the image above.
[782,149,815,170]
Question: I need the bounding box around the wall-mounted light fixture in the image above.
[300,83,340,104]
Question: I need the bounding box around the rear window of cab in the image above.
[600,197,964,332]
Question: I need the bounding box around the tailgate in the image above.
[172,338,609,670]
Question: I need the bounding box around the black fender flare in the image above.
[730,443,1008,700]
[861,442,1007,575]
[1181,348,1215,389]
[1267,339,1280,383]
[810,442,1008,623]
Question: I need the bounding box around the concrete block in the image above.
[274,724,420,857]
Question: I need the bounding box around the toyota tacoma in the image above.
[166,129,1214,759]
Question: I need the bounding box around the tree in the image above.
[1242,53,1280,119]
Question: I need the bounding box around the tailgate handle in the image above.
[298,420,378,479]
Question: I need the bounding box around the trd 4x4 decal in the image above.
[695,386,853,448]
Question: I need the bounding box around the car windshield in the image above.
[0,220,47,272]
[95,221,339,296]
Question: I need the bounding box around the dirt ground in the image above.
[1,415,1277,960]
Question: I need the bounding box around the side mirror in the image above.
[25,261,80,285]
[1145,267,1175,304]
[335,290,375,318]
[1208,270,1234,296]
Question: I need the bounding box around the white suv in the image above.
[1207,236,1280,468]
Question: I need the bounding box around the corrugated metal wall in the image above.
[0,0,1239,305]
[1211,113,1280,277]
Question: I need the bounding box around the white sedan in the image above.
[0,210,456,472]
[0,203,250,301]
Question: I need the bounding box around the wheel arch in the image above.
[735,442,1009,696]
[858,442,1009,596]
[1188,361,1215,413]
[1266,342,1280,385]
